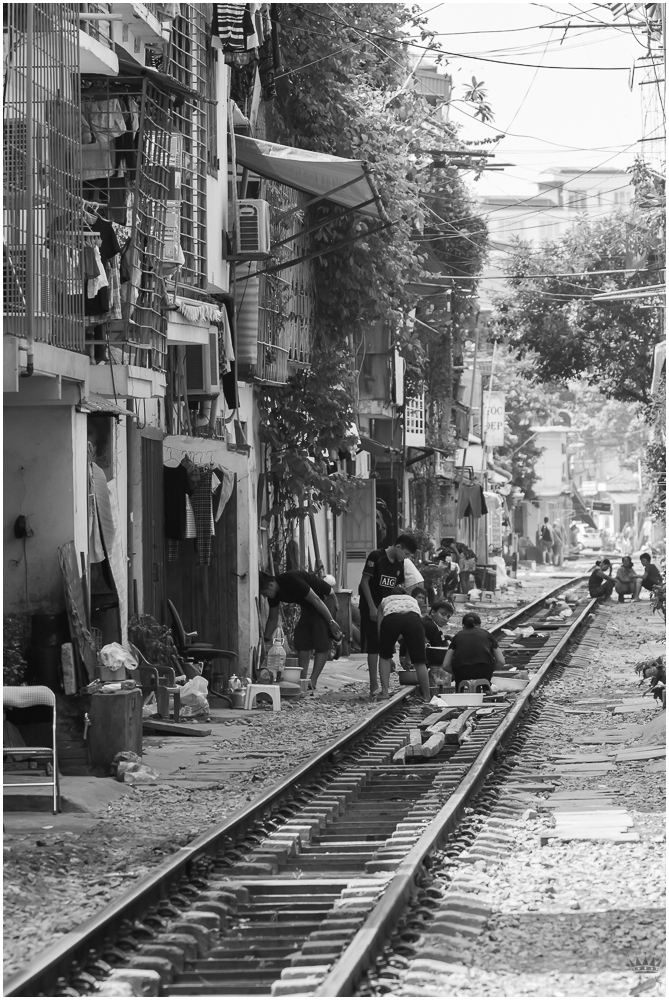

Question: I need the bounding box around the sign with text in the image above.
[483,391,505,447]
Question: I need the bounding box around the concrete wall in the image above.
[533,429,568,496]
[4,405,87,614]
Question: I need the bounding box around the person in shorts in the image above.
[259,570,342,692]
[539,518,554,564]
[614,556,642,602]
[358,534,418,700]
[378,590,430,701]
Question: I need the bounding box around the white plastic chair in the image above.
[3,686,61,814]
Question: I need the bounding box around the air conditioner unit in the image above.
[237,199,271,260]
[434,454,455,480]
[184,328,220,396]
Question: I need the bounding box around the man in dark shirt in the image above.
[639,552,663,597]
[588,558,615,602]
[259,570,342,691]
[443,612,505,687]
[358,533,418,699]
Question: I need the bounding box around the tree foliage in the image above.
[259,3,490,511]
[493,210,664,405]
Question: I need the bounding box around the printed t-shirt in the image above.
[269,571,332,609]
[358,548,405,610]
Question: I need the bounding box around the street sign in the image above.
[592,501,612,513]
[483,391,505,447]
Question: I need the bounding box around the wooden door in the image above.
[165,478,239,659]
[141,437,166,622]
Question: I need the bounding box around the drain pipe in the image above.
[21,4,35,378]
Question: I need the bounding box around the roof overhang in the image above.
[77,392,135,417]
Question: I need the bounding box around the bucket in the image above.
[232,690,245,710]
[283,665,302,685]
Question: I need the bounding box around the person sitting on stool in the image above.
[615,556,642,603]
[442,612,505,690]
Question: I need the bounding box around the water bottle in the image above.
[267,628,286,678]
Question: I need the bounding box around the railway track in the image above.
[5,577,596,998]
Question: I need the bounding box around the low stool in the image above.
[244,684,281,711]
[457,678,492,694]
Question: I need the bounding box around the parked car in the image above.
[576,525,603,551]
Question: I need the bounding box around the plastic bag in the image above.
[116,760,160,784]
[403,558,424,591]
[179,675,209,718]
[99,642,138,673]
[142,692,157,718]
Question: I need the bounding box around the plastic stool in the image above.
[244,684,281,711]
[457,678,492,694]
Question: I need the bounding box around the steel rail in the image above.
[315,592,597,997]
[4,576,586,998]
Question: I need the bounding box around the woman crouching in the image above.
[443,612,505,690]
[377,589,431,701]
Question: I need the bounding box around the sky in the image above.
[408,2,660,197]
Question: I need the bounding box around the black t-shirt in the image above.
[449,626,498,670]
[358,548,405,609]
[269,571,332,609]
[423,616,450,648]
[588,566,611,596]
[642,562,662,586]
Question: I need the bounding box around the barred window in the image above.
[166,4,208,290]
[206,38,219,177]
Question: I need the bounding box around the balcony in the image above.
[79,4,119,75]
[113,2,167,68]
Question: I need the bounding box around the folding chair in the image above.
[3,686,61,814]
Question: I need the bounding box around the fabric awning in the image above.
[604,491,640,505]
[359,436,401,458]
[235,136,383,218]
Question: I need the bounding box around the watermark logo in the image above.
[628,955,664,997]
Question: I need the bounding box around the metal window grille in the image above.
[3,4,84,352]
[165,5,208,290]
[404,392,425,443]
[80,75,172,368]
[205,37,219,177]
[256,186,314,383]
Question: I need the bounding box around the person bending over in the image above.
[443,612,505,690]
[259,570,343,692]
[588,558,615,602]
[377,589,431,702]
[639,552,663,598]
[615,556,642,603]
[358,533,418,700]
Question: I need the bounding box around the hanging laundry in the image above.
[191,468,215,565]
[88,469,105,564]
[185,495,197,538]
[86,245,109,300]
[90,462,115,552]
[164,463,192,540]
[457,481,488,519]
[213,468,235,522]
[483,490,502,512]
[212,3,255,50]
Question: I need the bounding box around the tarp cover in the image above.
[235,136,381,218]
